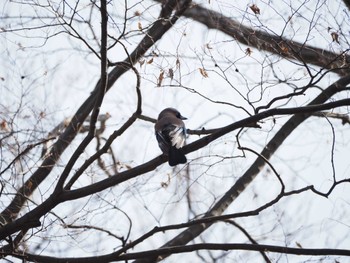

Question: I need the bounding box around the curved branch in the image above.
[64,65,142,190]
[225,220,272,263]
[133,75,350,262]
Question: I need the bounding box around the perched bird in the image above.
[155,108,187,166]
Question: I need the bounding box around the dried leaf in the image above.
[199,68,209,78]
[27,180,33,190]
[176,58,180,68]
[168,68,174,80]
[295,241,302,248]
[279,43,289,53]
[63,118,71,127]
[205,43,212,49]
[138,59,145,67]
[134,10,141,16]
[0,76,4,81]
[0,120,7,130]
[147,57,153,64]
[331,32,339,43]
[250,4,260,15]
[245,47,252,56]
[157,71,164,87]
[161,181,168,188]
[137,21,142,31]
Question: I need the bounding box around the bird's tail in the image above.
[168,146,187,166]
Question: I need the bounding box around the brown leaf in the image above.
[134,10,141,16]
[157,71,164,87]
[0,120,7,130]
[176,58,180,68]
[245,47,252,56]
[295,241,302,248]
[147,57,153,64]
[199,68,209,78]
[279,42,289,54]
[168,68,174,80]
[250,4,260,15]
[137,22,142,31]
[161,181,168,188]
[205,43,212,49]
[331,32,339,43]
[27,180,33,190]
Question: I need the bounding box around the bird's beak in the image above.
[180,116,187,120]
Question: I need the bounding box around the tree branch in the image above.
[0,95,349,241]
[180,1,350,76]
[4,243,350,262]
[133,75,350,262]
[0,0,191,225]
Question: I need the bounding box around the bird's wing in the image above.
[169,126,186,149]
[156,130,170,153]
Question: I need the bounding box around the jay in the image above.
[155,108,187,166]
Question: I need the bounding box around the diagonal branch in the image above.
[342,0,350,11]
[0,0,192,226]
[225,220,272,263]
[0,95,349,240]
[59,97,350,202]
[181,2,350,76]
[132,75,350,262]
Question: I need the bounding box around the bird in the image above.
[155,108,187,166]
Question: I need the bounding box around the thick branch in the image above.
[60,98,350,201]
[343,0,350,11]
[133,75,350,262]
[0,97,349,241]
[5,243,350,262]
[181,2,350,76]
[0,0,191,225]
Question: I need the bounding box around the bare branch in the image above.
[180,2,350,76]
[0,0,192,225]
[133,75,350,262]
[4,243,350,262]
